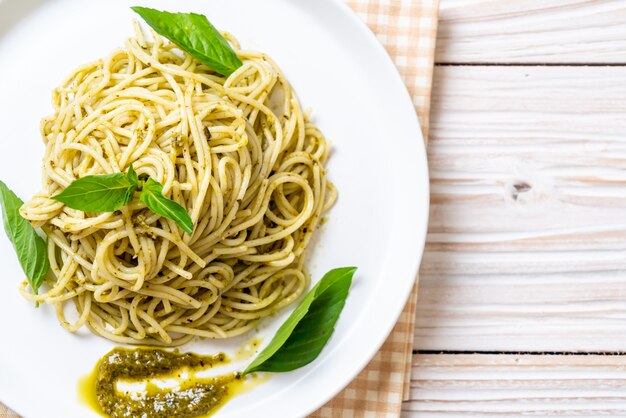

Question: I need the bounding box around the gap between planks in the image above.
[402,353,626,417]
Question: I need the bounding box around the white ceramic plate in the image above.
[0,0,429,417]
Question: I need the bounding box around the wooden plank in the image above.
[402,353,626,417]
[437,0,626,63]
[415,65,626,351]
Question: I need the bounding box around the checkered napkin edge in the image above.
[1,1,439,417]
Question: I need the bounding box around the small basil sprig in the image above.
[131,6,243,77]
[140,178,193,234]
[52,165,193,234]
[0,181,49,295]
[243,267,356,375]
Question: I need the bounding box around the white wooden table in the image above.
[402,1,626,415]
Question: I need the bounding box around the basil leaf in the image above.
[52,172,136,212]
[140,178,193,234]
[127,163,139,188]
[131,7,243,77]
[243,267,356,375]
[0,181,49,294]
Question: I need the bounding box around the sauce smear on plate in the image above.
[79,347,250,418]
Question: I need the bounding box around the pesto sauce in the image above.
[87,347,241,418]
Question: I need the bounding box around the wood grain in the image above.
[404,2,626,416]
[402,353,626,416]
[437,0,626,63]
[414,65,626,351]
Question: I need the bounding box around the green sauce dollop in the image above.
[89,347,240,418]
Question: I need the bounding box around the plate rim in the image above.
[292,1,429,415]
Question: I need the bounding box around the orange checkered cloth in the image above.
[0,1,438,417]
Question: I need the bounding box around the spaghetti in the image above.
[19,23,335,346]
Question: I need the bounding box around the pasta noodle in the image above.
[19,24,336,346]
